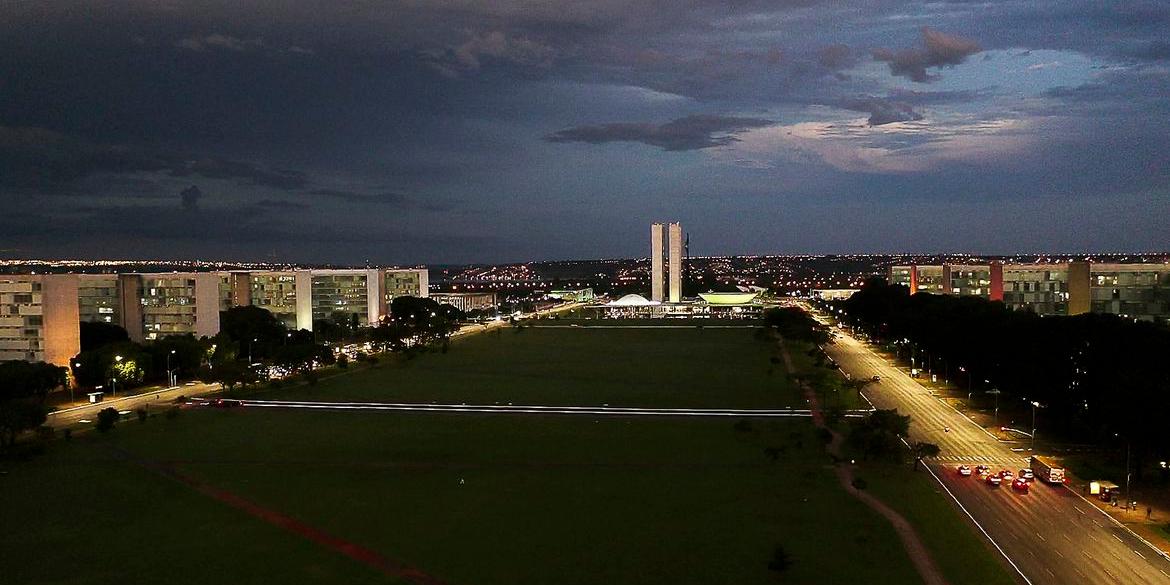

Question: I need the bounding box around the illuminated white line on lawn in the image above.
[235,400,870,418]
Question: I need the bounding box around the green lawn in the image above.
[1,325,1013,585]
[268,327,807,409]
[860,464,1018,585]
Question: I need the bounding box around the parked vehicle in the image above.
[1031,456,1066,485]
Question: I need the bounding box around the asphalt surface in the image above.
[46,382,221,428]
[816,311,1170,585]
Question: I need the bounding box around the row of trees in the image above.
[68,296,465,394]
[836,279,1170,468]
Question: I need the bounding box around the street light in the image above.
[248,338,257,365]
[1029,400,1043,451]
[112,355,123,397]
[166,349,176,387]
[1115,433,1132,511]
[986,387,1001,426]
[70,362,80,404]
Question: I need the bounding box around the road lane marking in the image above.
[1074,506,1086,515]
[1093,519,1103,528]
[1054,550,1064,558]
[1114,534,1124,543]
[921,464,1034,585]
[1035,532,1046,542]
[1134,549,1145,559]
[1062,534,1072,542]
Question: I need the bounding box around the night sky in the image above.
[1,1,1168,264]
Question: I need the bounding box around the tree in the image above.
[0,361,65,448]
[95,407,119,432]
[767,545,792,573]
[79,321,129,352]
[847,409,910,462]
[219,305,287,361]
[912,441,941,470]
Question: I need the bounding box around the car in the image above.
[1018,468,1034,481]
[985,474,1003,487]
[999,470,1014,481]
[213,398,242,408]
[1012,478,1030,492]
[870,375,881,382]
[957,465,973,477]
[975,465,990,476]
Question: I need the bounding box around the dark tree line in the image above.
[836,278,1170,468]
[0,361,66,449]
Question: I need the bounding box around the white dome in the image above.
[606,293,661,307]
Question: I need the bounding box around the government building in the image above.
[0,268,427,367]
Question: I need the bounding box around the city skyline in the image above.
[2,2,1168,263]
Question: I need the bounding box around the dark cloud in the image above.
[817,44,856,70]
[0,125,305,192]
[840,97,924,126]
[310,189,450,211]
[180,185,202,211]
[872,27,982,82]
[545,115,775,151]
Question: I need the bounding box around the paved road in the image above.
[47,382,222,428]
[814,309,1170,585]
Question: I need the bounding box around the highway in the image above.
[815,311,1170,584]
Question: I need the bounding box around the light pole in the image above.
[1114,433,1132,510]
[248,338,257,365]
[987,387,1001,427]
[1029,400,1043,451]
[166,349,175,387]
[112,355,123,397]
[70,362,80,404]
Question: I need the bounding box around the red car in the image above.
[957,465,973,477]
[985,474,1002,487]
[1012,478,1030,492]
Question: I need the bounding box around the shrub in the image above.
[767,545,792,573]
[165,406,181,420]
[63,428,72,441]
[733,420,753,433]
[851,477,868,490]
[35,426,55,441]
[95,407,119,432]
[337,354,349,369]
[135,408,148,423]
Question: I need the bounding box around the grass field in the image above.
[266,326,807,409]
[1,325,1014,585]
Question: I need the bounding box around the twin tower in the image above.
[650,222,684,303]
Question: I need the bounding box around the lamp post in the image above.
[1115,433,1132,511]
[248,338,257,365]
[987,387,1001,427]
[1029,400,1043,451]
[112,355,123,397]
[70,362,80,404]
[166,349,175,387]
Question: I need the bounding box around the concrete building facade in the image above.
[430,291,497,313]
[0,275,80,367]
[650,223,666,302]
[650,221,683,303]
[890,262,1170,323]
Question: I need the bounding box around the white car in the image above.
[957,465,973,477]
[1018,468,1034,481]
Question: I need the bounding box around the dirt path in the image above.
[778,337,951,585]
[109,446,447,585]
